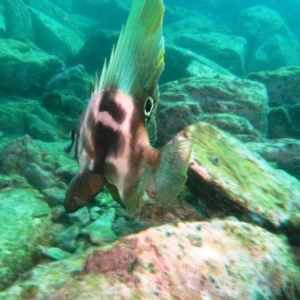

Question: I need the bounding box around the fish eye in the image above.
[144,97,153,116]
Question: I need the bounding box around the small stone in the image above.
[54,225,80,251]
[60,240,77,253]
[23,163,55,190]
[88,226,118,244]
[186,233,203,247]
[37,246,71,260]
[51,205,67,221]
[84,208,116,230]
[195,224,201,231]
[41,187,64,207]
[68,207,90,226]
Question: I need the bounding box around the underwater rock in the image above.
[248,66,300,139]
[75,29,118,72]
[41,186,65,207]
[0,99,58,137]
[174,32,247,77]
[82,208,116,231]
[81,226,118,245]
[0,188,51,291]
[24,0,69,26]
[0,5,5,36]
[53,225,80,253]
[0,135,45,175]
[267,107,295,139]
[37,246,71,261]
[159,12,241,84]
[68,207,90,226]
[4,0,34,41]
[249,34,300,73]
[247,138,300,181]
[0,39,64,94]
[156,75,268,145]
[0,100,28,135]
[29,7,84,62]
[161,44,233,84]
[51,0,72,12]
[25,113,57,142]
[40,90,85,118]
[175,123,300,236]
[45,65,91,99]
[72,0,130,30]
[1,220,299,299]
[237,6,300,73]
[23,162,55,190]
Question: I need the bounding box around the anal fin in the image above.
[64,170,104,213]
[154,140,193,206]
[105,181,125,208]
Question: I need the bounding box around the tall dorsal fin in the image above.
[95,0,165,99]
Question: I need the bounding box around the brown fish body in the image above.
[64,0,192,214]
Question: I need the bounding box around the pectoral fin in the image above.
[64,170,104,213]
[154,140,193,206]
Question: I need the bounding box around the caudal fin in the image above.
[153,140,193,206]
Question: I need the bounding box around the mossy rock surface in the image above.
[0,39,64,94]
[176,122,300,231]
[0,188,52,291]
[157,75,268,144]
[0,220,298,299]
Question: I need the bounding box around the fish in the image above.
[64,0,192,214]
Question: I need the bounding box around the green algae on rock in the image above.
[0,39,64,95]
[0,188,52,291]
[0,220,298,299]
[175,122,300,231]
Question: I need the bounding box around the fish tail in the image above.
[153,140,193,206]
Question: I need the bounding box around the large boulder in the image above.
[175,123,300,239]
[174,32,247,77]
[75,30,118,72]
[161,44,233,84]
[237,6,300,73]
[29,7,84,62]
[0,220,298,298]
[0,99,60,140]
[0,39,64,94]
[248,66,300,139]
[0,188,52,291]
[156,75,268,144]
[246,138,300,181]
[164,15,246,77]
[4,0,34,41]
[45,64,92,102]
[72,0,130,30]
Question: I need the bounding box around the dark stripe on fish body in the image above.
[129,104,144,168]
[91,120,125,171]
[99,90,126,124]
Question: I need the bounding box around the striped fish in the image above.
[64,0,192,214]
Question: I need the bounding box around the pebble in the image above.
[23,163,55,190]
[37,246,71,260]
[68,207,90,226]
[88,226,118,244]
[41,187,65,207]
